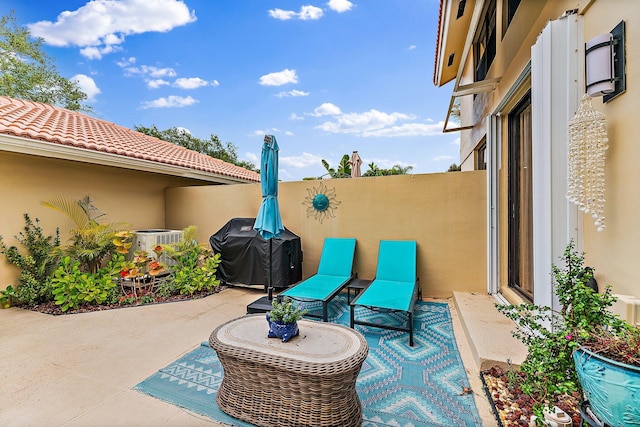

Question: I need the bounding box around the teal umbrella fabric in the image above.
[254,135,284,240]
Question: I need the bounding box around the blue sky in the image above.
[5,0,459,181]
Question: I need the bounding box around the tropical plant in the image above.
[42,195,129,274]
[497,241,625,421]
[158,226,221,295]
[363,163,413,176]
[268,297,307,324]
[50,256,118,312]
[321,154,351,178]
[0,214,60,306]
[0,11,90,112]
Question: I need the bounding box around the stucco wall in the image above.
[166,172,487,299]
[0,151,212,288]
[582,0,640,298]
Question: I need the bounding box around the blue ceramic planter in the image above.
[266,314,299,342]
[573,347,640,426]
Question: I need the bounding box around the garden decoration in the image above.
[567,94,608,231]
[302,181,341,224]
[266,297,307,342]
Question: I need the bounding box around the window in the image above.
[474,0,496,81]
[476,139,487,170]
[456,0,467,19]
[503,0,522,30]
[507,92,533,300]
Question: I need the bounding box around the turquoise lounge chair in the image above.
[280,237,356,322]
[350,240,420,346]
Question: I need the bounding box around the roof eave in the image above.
[433,0,476,87]
[0,134,257,185]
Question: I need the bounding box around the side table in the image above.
[347,278,371,304]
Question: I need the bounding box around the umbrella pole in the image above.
[267,239,273,301]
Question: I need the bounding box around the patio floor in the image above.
[0,287,497,426]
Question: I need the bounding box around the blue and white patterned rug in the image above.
[135,296,481,426]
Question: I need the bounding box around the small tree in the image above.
[0,11,90,111]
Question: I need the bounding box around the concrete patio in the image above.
[0,286,502,426]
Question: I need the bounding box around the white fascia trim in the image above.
[0,134,256,185]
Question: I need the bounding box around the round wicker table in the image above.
[209,314,368,427]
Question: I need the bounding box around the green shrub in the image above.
[50,256,117,312]
[159,226,221,296]
[0,214,60,306]
[497,240,624,420]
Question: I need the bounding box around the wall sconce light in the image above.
[585,21,626,102]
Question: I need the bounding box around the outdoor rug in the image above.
[135,295,481,426]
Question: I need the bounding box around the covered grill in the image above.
[209,218,302,290]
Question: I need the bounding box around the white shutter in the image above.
[531,13,583,309]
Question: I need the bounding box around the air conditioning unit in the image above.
[130,229,183,266]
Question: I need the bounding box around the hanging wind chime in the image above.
[567,94,609,232]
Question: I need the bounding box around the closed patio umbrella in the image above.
[350,151,362,178]
[254,135,284,300]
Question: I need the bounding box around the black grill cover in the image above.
[209,218,302,289]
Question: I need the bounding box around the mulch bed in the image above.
[20,286,227,316]
[480,365,582,427]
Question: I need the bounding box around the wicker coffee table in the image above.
[209,315,368,427]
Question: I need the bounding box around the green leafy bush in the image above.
[497,240,624,420]
[50,256,117,312]
[159,226,221,295]
[0,214,60,306]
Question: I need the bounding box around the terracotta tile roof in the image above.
[0,96,260,183]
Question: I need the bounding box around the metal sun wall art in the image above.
[303,181,341,224]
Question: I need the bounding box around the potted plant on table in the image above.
[267,297,307,342]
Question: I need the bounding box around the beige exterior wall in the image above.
[166,172,487,299]
[0,151,214,287]
[582,0,640,298]
[455,0,638,299]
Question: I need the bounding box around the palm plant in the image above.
[42,195,129,273]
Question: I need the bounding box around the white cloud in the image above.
[276,89,309,98]
[245,152,259,163]
[70,74,100,101]
[250,128,280,137]
[147,79,170,89]
[269,5,323,20]
[290,113,304,121]
[119,63,177,78]
[327,0,353,13]
[174,77,217,89]
[28,0,197,60]
[280,152,323,168]
[285,131,294,136]
[317,109,413,134]
[176,127,191,134]
[408,44,417,50]
[433,155,454,162]
[308,102,342,117]
[452,137,460,146]
[299,5,324,19]
[259,69,298,86]
[140,95,198,109]
[362,122,445,137]
[309,104,446,138]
